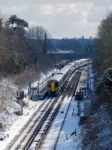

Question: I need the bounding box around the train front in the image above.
[47,79,60,96]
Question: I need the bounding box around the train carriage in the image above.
[47,63,74,96]
[47,59,89,97]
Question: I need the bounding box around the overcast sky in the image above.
[0,0,112,38]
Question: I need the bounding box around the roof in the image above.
[47,59,88,83]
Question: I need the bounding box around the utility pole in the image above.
[44,32,47,73]
[44,32,47,55]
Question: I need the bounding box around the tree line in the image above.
[94,12,112,104]
[94,12,112,75]
[0,14,57,75]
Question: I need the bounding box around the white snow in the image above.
[55,97,82,150]
[0,99,44,150]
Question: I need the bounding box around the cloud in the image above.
[39,3,92,16]
[0,0,112,38]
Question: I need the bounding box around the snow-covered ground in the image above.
[0,99,45,150]
[0,69,57,150]
[55,97,82,150]
[82,104,112,150]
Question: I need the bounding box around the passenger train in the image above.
[47,59,89,96]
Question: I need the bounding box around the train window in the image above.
[105,80,112,89]
[55,82,59,87]
[56,73,63,75]
[48,82,51,88]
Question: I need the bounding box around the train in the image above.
[47,59,89,96]
[55,60,71,70]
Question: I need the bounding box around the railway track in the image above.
[53,72,80,150]
[5,65,83,150]
[19,74,75,150]
[6,65,73,150]
[25,70,81,150]
[4,97,53,150]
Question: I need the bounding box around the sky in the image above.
[0,0,112,38]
